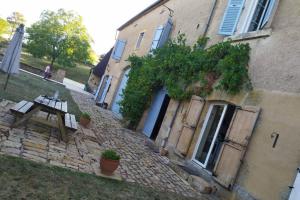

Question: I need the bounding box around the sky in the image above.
[0,0,157,55]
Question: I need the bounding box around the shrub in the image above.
[101,150,120,160]
[81,112,91,120]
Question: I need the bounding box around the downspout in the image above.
[161,0,218,151]
[203,0,218,37]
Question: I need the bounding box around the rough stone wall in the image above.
[87,73,100,94]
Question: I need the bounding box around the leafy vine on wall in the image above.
[120,34,251,127]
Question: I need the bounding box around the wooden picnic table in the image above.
[11,95,75,142]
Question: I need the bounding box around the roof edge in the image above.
[117,0,169,31]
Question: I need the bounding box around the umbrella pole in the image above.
[3,74,11,90]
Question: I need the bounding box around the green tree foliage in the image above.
[7,12,26,38]
[0,18,10,37]
[120,34,251,127]
[26,9,94,68]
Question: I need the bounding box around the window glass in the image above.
[248,0,270,32]
[136,32,145,49]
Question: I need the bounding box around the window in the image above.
[192,103,260,189]
[219,0,276,35]
[193,104,236,171]
[248,0,276,32]
[135,32,145,49]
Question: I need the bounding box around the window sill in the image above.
[224,28,272,42]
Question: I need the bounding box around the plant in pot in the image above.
[100,149,120,176]
[80,112,91,128]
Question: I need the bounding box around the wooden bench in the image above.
[64,113,78,131]
[10,100,34,115]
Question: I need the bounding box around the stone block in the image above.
[22,153,47,163]
[188,175,212,194]
[23,140,47,150]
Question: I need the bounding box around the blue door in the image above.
[112,68,131,116]
[143,88,167,138]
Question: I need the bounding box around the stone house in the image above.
[88,48,112,94]
[95,0,300,199]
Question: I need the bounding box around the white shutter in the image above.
[99,76,112,104]
[219,0,245,35]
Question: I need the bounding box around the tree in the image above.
[7,12,26,38]
[0,18,10,37]
[26,9,94,68]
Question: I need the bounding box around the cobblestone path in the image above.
[0,93,205,199]
[70,91,201,198]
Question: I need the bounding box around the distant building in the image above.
[87,48,112,94]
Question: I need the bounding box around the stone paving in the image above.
[0,94,204,199]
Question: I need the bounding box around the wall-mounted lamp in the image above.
[162,5,174,17]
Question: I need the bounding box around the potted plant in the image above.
[100,149,120,176]
[80,112,91,127]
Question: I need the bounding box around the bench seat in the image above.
[64,113,78,131]
[10,100,34,115]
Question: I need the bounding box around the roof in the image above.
[93,48,113,78]
[117,0,169,31]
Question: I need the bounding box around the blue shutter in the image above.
[157,18,173,48]
[150,25,164,51]
[112,40,126,61]
[111,68,131,116]
[143,88,167,138]
[219,0,245,35]
[261,0,276,28]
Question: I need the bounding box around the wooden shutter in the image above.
[150,25,164,51]
[99,75,112,104]
[261,0,276,28]
[219,0,245,35]
[176,96,204,155]
[213,106,260,189]
[112,40,126,61]
[157,18,173,48]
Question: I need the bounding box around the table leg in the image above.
[11,106,41,128]
[56,112,67,143]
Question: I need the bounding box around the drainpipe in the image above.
[161,0,218,151]
[203,0,218,37]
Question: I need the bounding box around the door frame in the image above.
[192,103,228,168]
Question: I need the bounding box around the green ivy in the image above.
[120,34,251,127]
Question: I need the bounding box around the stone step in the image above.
[168,160,215,195]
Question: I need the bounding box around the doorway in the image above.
[143,88,170,140]
[192,103,236,171]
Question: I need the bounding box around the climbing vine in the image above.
[120,34,251,127]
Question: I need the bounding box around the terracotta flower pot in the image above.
[100,157,120,176]
[80,117,90,128]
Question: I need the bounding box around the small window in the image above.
[248,0,275,32]
[135,32,145,49]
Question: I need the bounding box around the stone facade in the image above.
[97,0,300,199]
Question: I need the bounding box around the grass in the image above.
[20,51,92,84]
[0,155,196,200]
[0,71,82,119]
[1,48,92,83]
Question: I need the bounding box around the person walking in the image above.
[43,65,51,79]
